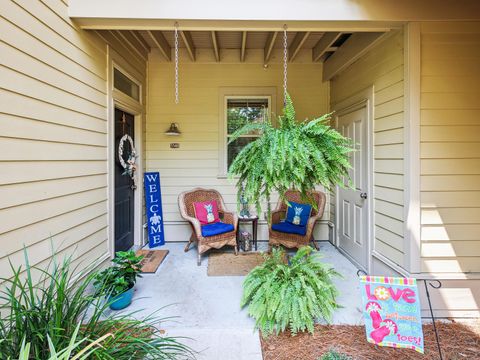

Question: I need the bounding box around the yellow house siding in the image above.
[146,49,330,240]
[0,0,110,277]
[330,30,406,267]
[420,21,480,274]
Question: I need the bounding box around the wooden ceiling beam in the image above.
[323,32,386,81]
[264,31,278,64]
[130,30,150,53]
[147,30,171,61]
[312,32,342,62]
[241,31,247,62]
[95,30,145,70]
[115,30,148,61]
[180,30,196,61]
[288,31,310,62]
[211,31,220,62]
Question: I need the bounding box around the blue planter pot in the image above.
[109,286,134,310]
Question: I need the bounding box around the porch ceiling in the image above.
[96,29,388,80]
[138,30,328,50]
[101,29,359,63]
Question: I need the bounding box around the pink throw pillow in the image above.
[193,200,220,225]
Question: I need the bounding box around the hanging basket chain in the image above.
[174,22,179,104]
[283,24,288,106]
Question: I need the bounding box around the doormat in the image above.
[136,249,169,273]
[207,252,265,276]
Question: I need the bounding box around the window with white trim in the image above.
[114,68,140,101]
[225,96,270,170]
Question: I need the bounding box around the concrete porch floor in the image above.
[129,241,363,360]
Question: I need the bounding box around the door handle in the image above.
[360,192,367,199]
[131,184,137,191]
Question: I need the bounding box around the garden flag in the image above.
[144,172,165,247]
[360,275,424,353]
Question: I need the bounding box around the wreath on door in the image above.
[118,134,138,184]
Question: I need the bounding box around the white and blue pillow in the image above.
[285,201,312,226]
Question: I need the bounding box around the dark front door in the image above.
[114,108,135,253]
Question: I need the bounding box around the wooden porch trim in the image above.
[147,30,171,61]
[240,31,247,62]
[312,32,341,62]
[180,30,196,61]
[263,31,277,64]
[289,31,310,62]
[323,32,386,81]
[211,31,220,62]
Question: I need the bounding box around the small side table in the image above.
[237,215,258,251]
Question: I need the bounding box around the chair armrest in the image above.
[307,215,319,228]
[305,213,323,237]
[181,214,203,235]
[307,209,324,225]
[271,210,286,225]
[220,211,238,230]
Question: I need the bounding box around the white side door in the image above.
[337,106,369,270]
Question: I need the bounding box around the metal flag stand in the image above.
[422,278,444,360]
[356,269,444,360]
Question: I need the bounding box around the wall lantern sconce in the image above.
[165,122,181,136]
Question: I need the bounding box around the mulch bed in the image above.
[261,321,480,360]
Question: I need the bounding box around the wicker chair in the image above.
[269,190,326,250]
[178,188,238,265]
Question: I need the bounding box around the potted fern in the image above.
[241,246,341,336]
[228,93,353,217]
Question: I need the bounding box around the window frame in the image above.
[112,64,143,106]
[217,87,276,177]
[225,95,271,170]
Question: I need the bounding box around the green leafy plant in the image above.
[94,250,144,297]
[318,349,353,360]
[0,250,194,360]
[228,93,353,217]
[16,323,111,360]
[241,246,340,337]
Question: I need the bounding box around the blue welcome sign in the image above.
[144,172,165,247]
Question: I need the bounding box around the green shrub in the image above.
[241,246,341,337]
[16,323,110,360]
[318,349,353,360]
[0,250,194,360]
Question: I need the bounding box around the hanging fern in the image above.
[241,246,341,337]
[228,93,353,218]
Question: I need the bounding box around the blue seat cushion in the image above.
[201,222,235,237]
[271,221,307,236]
